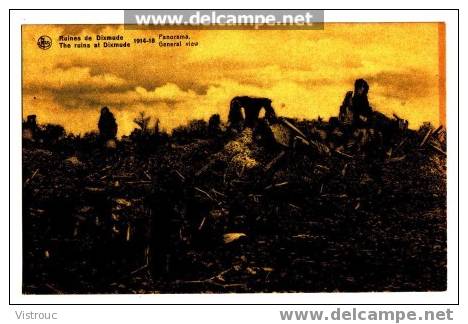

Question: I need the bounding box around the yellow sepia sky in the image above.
[22,23,445,137]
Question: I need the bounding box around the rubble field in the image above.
[22,112,447,294]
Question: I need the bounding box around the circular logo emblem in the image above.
[37,35,52,50]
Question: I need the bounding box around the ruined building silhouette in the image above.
[98,107,118,141]
[228,96,277,129]
[339,79,373,126]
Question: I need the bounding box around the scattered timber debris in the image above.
[22,79,446,294]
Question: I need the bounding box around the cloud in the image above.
[24,66,129,92]
[366,69,438,101]
[134,83,198,102]
[22,23,443,136]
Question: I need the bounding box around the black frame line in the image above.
[8,8,460,306]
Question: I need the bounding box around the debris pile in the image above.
[22,80,446,294]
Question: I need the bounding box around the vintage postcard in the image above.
[21,15,447,295]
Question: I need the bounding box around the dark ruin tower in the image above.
[98,107,118,141]
[351,79,373,124]
[338,79,373,126]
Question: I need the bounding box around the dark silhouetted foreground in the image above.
[22,80,446,294]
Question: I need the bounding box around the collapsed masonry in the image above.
[227,79,413,154]
[228,96,277,129]
[22,79,447,293]
[339,78,373,126]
